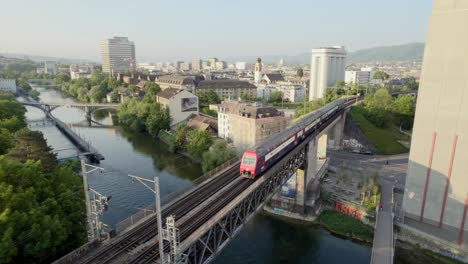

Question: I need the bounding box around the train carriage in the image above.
[240,98,348,179]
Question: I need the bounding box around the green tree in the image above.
[54,73,70,84]
[186,130,212,159]
[269,91,283,103]
[90,70,104,85]
[5,61,37,74]
[109,90,120,103]
[335,81,346,89]
[0,94,26,132]
[0,128,13,155]
[202,140,236,172]
[174,124,191,149]
[296,68,304,79]
[395,94,415,129]
[0,157,86,263]
[403,79,419,91]
[76,86,90,102]
[144,82,161,95]
[7,129,57,172]
[197,89,220,107]
[373,71,390,82]
[363,88,395,127]
[89,85,107,103]
[145,105,171,138]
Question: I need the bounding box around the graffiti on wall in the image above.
[335,201,363,220]
[281,171,297,200]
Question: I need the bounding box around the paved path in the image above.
[371,180,394,264]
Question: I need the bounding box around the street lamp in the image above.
[80,160,105,241]
[128,175,165,264]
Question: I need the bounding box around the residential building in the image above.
[278,84,306,102]
[256,85,277,101]
[175,61,184,71]
[0,79,17,94]
[402,0,468,248]
[156,88,199,126]
[192,58,202,72]
[235,62,247,71]
[196,80,256,100]
[101,36,136,74]
[345,70,371,85]
[216,101,287,151]
[44,61,57,74]
[215,61,227,70]
[137,63,157,72]
[309,46,347,100]
[70,64,92,80]
[208,58,218,69]
[254,58,263,83]
[181,62,191,71]
[202,61,210,70]
[155,75,196,91]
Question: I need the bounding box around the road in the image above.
[371,179,394,264]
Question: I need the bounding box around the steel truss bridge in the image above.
[55,101,352,264]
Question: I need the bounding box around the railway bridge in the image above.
[54,99,357,264]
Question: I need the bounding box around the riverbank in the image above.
[317,209,374,243]
[395,240,464,264]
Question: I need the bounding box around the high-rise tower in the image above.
[309,46,346,100]
[101,37,136,75]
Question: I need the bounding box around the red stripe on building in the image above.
[420,132,437,222]
[439,135,459,228]
[458,193,468,246]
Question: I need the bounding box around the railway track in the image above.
[78,164,240,264]
[127,178,252,264]
[127,102,359,264]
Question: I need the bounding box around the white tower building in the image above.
[254,58,263,83]
[309,46,347,100]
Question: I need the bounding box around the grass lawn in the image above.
[350,106,409,155]
[318,210,374,243]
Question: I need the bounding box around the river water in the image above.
[24,86,371,263]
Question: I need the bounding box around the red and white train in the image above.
[240,98,351,179]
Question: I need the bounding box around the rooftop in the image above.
[157,75,195,85]
[197,80,257,90]
[157,88,182,99]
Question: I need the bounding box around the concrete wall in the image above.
[228,114,287,151]
[403,0,468,231]
[161,90,199,126]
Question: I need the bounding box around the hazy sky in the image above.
[1,0,433,62]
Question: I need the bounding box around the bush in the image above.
[202,140,236,172]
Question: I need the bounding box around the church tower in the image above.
[254,57,263,83]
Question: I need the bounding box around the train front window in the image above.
[242,155,256,166]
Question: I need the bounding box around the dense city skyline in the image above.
[1,0,432,62]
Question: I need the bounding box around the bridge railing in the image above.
[114,156,240,234]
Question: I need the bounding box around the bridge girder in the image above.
[180,146,307,264]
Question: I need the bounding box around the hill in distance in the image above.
[347,42,425,63]
[231,42,425,65]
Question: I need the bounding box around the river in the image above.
[24,86,371,263]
